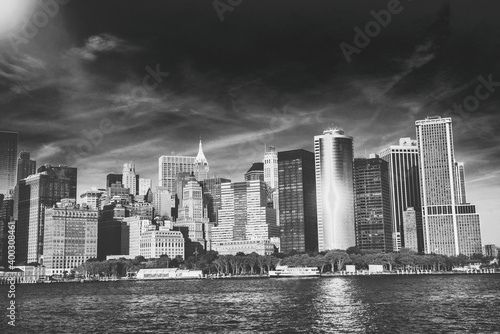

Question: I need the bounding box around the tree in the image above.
[335,251,351,271]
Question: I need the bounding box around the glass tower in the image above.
[278,149,317,253]
[314,127,355,252]
[0,131,18,195]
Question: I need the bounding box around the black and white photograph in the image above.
[1,0,500,332]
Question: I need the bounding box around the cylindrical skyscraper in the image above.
[314,127,355,251]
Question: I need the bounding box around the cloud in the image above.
[67,34,125,61]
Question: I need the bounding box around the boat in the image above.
[269,265,320,278]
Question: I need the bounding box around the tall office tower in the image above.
[80,188,103,210]
[17,151,36,182]
[17,165,77,264]
[353,156,393,252]
[43,199,98,276]
[122,162,137,196]
[416,116,482,256]
[154,186,173,218]
[314,127,355,252]
[139,178,152,196]
[193,140,209,182]
[0,194,14,267]
[106,173,122,188]
[455,162,467,204]
[0,131,18,195]
[212,180,278,253]
[244,162,264,181]
[97,202,129,260]
[159,156,195,195]
[379,138,422,252]
[124,216,155,257]
[403,208,419,252]
[37,165,78,199]
[179,174,204,220]
[201,177,231,223]
[278,149,317,253]
[264,145,279,224]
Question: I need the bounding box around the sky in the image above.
[0,0,499,245]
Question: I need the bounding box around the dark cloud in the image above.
[0,0,499,244]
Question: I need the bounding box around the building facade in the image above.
[122,162,137,196]
[402,208,419,252]
[0,131,18,196]
[42,199,98,276]
[17,151,36,183]
[17,166,77,264]
[354,157,393,252]
[139,178,152,196]
[140,228,185,259]
[193,140,210,182]
[416,116,482,256]
[314,127,355,251]
[278,149,318,253]
[244,162,264,181]
[212,180,278,254]
[158,156,195,195]
[379,138,422,251]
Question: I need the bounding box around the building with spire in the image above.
[194,140,209,182]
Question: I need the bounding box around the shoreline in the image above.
[1,270,499,284]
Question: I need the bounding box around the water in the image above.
[1,275,500,333]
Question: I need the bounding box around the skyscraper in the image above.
[139,178,152,196]
[314,127,355,252]
[416,116,482,256]
[278,149,317,253]
[158,156,195,195]
[201,177,231,223]
[17,151,36,182]
[43,199,98,276]
[379,138,422,251]
[0,194,14,268]
[212,180,278,254]
[17,165,77,264]
[402,208,419,252]
[353,156,393,252]
[0,131,18,195]
[264,145,279,223]
[244,162,264,181]
[455,162,467,205]
[193,140,209,181]
[122,162,137,196]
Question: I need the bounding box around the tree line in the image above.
[73,247,498,278]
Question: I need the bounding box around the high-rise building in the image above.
[193,140,209,182]
[416,116,482,256]
[106,173,122,188]
[264,145,279,224]
[0,131,18,195]
[455,162,467,205]
[123,216,155,257]
[43,199,98,276]
[123,162,137,196]
[17,165,77,264]
[17,151,36,182]
[159,156,195,195]
[402,208,419,252]
[244,162,264,181]
[201,177,231,223]
[278,149,317,253]
[0,194,14,267]
[212,180,278,254]
[154,186,173,218]
[37,165,78,199]
[139,178,152,196]
[97,201,129,260]
[379,138,422,252]
[483,244,498,258]
[354,156,393,252]
[178,174,204,221]
[314,127,355,252]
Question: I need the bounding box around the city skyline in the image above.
[0,0,499,245]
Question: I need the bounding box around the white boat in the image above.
[269,265,320,278]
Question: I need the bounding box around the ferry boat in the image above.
[268,265,320,278]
